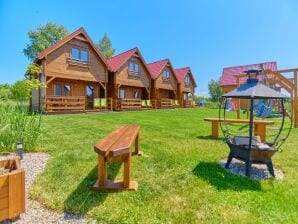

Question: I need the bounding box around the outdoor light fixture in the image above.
[16,141,23,160]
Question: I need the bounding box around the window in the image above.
[119,88,125,99]
[54,84,62,96]
[133,90,139,99]
[86,86,94,100]
[185,75,190,85]
[163,70,170,80]
[54,84,71,96]
[71,48,88,63]
[81,50,88,62]
[71,48,80,60]
[63,85,71,96]
[129,62,139,75]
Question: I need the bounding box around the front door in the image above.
[86,85,95,109]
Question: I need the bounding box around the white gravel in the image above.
[0,153,87,224]
[220,158,284,180]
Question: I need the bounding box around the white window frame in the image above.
[163,70,170,80]
[129,61,139,75]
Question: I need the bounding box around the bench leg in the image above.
[133,133,143,156]
[98,155,107,186]
[123,154,131,188]
[211,121,219,138]
[254,124,266,142]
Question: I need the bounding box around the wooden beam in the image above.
[99,81,106,90]
[294,72,298,128]
[277,68,298,73]
[46,76,55,85]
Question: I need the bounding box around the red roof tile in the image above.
[147,59,171,79]
[107,48,137,72]
[35,27,108,69]
[175,67,197,87]
[107,47,152,80]
[220,61,277,86]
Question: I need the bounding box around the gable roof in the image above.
[175,67,197,87]
[35,27,109,69]
[220,61,277,86]
[107,47,152,78]
[147,59,178,82]
[107,48,136,72]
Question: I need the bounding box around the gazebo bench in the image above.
[204,118,274,141]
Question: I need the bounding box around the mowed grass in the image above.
[30,108,298,223]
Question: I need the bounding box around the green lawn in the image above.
[30,108,298,223]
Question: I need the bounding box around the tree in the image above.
[97,33,115,59]
[11,63,45,102]
[208,79,223,102]
[25,63,42,79]
[23,22,68,61]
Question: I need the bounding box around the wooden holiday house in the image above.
[147,59,179,108]
[31,27,110,112]
[175,67,197,107]
[106,48,152,110]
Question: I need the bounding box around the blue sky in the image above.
[0,0,298,96]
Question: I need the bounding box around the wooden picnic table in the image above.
[92,124,141,191]
[204,118,274,142]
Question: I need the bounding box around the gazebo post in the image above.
[246,97,254,177]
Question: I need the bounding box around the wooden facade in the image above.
[31,27,109,112]
[107,48,151,110]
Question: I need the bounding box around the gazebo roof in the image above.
[224,79,288,99]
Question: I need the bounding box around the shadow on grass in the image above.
[196,135,225,141]
[193,162,261,191]
[63,162,122,214]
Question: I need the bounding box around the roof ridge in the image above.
[108,47,137,60]
[175,67,190,71]
[223,61,277,70]
[147,58,169,65]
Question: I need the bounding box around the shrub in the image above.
[0,104,42,152]
[205,101,220,109]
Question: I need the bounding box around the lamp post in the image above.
[16,141,23,160]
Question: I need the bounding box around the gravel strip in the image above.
[0,153,87,224]
[220,158,284,180]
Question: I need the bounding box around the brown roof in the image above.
[35,27,109,69]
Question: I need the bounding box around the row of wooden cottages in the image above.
[31,27,197,113]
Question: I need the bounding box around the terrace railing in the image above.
[183,100,197,108]
[160,98,174,109]
[115,98,142,111]
[44,96,85,112]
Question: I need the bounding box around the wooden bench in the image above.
[204,118,274,142]
[92,125,142,191]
